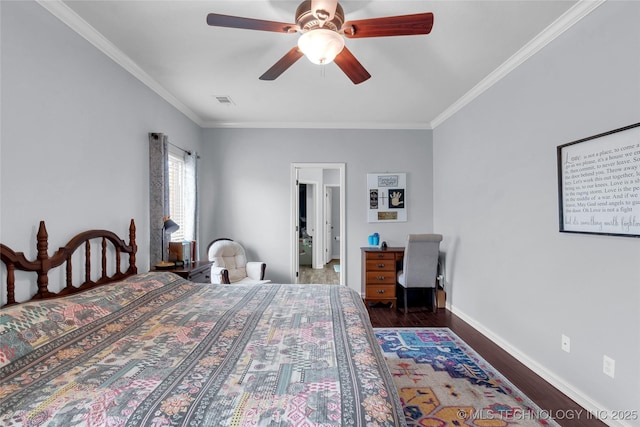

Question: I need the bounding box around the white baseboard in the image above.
[448,304,631,427]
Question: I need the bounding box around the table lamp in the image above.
[155,216,180,269]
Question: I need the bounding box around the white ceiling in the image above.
[42,1,601,129]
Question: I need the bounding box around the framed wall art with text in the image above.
[557,122,640,237]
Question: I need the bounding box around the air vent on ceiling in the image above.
[214,95,235,106]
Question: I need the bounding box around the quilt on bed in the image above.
[0,272,405,427]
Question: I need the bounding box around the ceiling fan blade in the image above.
[259,47,305,81]
[333,47,371,85]
[342,12,434,38]
[206,13,298,33]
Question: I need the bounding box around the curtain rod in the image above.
[169,141,200,159]
[150,133,199,158]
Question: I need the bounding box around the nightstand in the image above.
[158,261,213,283]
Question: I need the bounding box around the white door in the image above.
[324,186,332,264]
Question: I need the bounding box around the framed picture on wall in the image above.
[557,122,640,237]
[367,173,407,222]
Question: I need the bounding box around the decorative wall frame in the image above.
[557,122,640,237]
[367,173,407,222]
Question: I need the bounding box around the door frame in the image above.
[291,163,346,285]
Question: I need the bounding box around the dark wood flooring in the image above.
[366,306,606,427]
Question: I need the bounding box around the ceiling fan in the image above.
[206,0,434,84]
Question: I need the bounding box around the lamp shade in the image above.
[298,29,345,65]
[163,217,180,234]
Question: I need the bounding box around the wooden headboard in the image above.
[1,219,137,307]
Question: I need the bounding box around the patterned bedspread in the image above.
[0,272,405,426]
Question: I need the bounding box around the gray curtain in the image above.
[184,150,199,261]
[149,132,170,268]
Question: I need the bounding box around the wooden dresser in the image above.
[361,247,404,307]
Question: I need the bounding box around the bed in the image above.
[0,220,406,426]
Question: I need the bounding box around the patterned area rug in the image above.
[375,328,560,427]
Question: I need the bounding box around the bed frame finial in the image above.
[129,218,137,274]
[36,220,51,298]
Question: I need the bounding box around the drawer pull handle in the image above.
[376,276,386,281]
[377,263,386,268]
[377,289,385,294]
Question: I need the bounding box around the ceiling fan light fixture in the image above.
[310,0,337,25]
[297,29,345,65]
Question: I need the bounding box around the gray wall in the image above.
[200,128,434,291]
[0,1,202,302]
[3,0,638,420]
[433,1,639,421]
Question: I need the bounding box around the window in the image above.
[149,133,198,266]
[168,151,185,242]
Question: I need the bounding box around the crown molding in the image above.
[36,0,204,127]
[430,0,606,129]
[199,120,432,130]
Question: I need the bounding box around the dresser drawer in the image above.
[187,268,211,283]
[366,259,395,272]
[366,284,396,299]
[366,252,395,261]
[366,271,396,284]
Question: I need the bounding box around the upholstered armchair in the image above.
[397,234,443,313]
[207,238,270,285]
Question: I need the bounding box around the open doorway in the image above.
[291,163,345,285]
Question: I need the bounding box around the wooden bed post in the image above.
[36,221,50,298]
[129,219,138,274]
